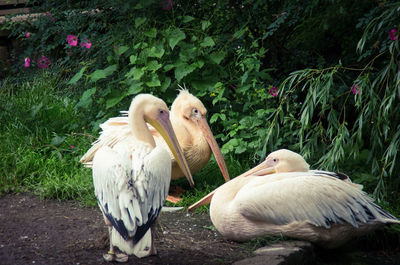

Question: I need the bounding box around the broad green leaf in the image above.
[146,74,161,87]
[200,36,215,47]
[192,79,218,90]
[90,65,117,82]
[221,138,239,154]
[160,77,171,92]
[241,71,249,84]
[115,46,129,56]
[131,67,145,80]
[168,28,186,50]
[164,64,175,71]
[201,20,211,30]
[193,60,204,69]
[76,87,96,108]
[90,70,106,82]
[127,81,144,95]
[210,51,226,64]
[235,144,247,154]
[210,113,219,124]
[233,28,246,39]
[174,63,196,81]
[129,55,138,64]
[145,28,157,38]
[147,60,162,72]
[68,66,86,85]
[148,46,165,58]
[183,16,195,23]
[106,95,125,109]
[135,17,146,28]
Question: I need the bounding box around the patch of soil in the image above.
[0,193,251,265]
[1,193,399,265]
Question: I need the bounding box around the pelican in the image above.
[188,149,400,248]
[81,89,230,201]
[91,94,193,262]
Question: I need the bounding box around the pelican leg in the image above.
[150,226,157,255]
[103,225,129,263]
[166,186,186,203]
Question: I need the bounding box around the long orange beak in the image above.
[196,116,230,182]
[149,111,195,187]
[187,158,277,212]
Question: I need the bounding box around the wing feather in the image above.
[92,144,171,243]
[80,115,163,166]
[234,171,391,229]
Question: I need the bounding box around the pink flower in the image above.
[37,56,51,69]
[350,84,361,95]
[80,39,92,49]
[25,32,30,38]
[71,145,75,149]
[67,35,78,46]
[389,28,398,41]
[269,86,279,97]
[46,12,56,22]
[24,57,30,67]
[161,0,173,10]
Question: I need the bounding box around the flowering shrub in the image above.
[37,56,51,69]
[389,28,398,40]
[3,0,400,201]
[67,35,78,46]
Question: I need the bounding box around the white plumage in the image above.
[89,94,192,262]
[81,89,229,189]
[191,149,400,248]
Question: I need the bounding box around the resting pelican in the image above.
[189,149,400,248]
[81,89,229,200]
[91,94,192,262]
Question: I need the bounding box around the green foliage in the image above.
[2,0,400,212]
[0,73,95,204]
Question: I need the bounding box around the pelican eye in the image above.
[273,158,278,163]
[191,108,200,117]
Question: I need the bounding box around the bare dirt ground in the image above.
[1,193,400,265]
[0,193,251,265]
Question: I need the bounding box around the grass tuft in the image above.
[0,73,96,205]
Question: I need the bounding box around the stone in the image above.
[233,241,315,265]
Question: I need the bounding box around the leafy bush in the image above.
[2,0,400,206]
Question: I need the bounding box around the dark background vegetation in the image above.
[1,0,399,237]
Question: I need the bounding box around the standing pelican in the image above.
[91,94,192,262]
[81,89,229,201]
[189,149,399,248]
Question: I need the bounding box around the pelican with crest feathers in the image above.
[91,94,193,262]
[81,89,230,201]
[188,149,399,248]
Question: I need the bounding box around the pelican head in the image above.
[247,149,310,176]
[170,89,230,182]
[187,149,309,212]
[128,94,194,186]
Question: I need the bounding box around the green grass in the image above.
[0,72,96,205]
